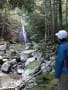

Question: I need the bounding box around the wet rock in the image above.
[23,50,36,54]
[0,56,3,60]
[20,53,29,62]
[25,43,33,50]
[9,59,17,65]
[32,51,42,60]
[10,60,25,74]
[1,61,12,73]
[17,69,24,75]
[25,57,37,66]
[26,77,37,89]
[41,63,46,73]
[10,65,18,74]
[0,56,4,65]
[10,50,20,59]
[22,69,33,81]
[0,44,7,51]
[2,59,8,62]
[50,55,56,60]
[16,57,21,63]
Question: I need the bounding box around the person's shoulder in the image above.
[61,42,68,50]
[59,43,65,49]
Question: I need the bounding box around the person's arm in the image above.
[55,45,65,78]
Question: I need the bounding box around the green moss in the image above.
[29,72,58,90]
[25,60,41,70]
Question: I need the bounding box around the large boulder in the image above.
[1,61,12,73]
[0,44,7,51]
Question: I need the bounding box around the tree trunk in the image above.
[59,0,62,29]
[66,0,67,30]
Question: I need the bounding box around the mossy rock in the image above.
[25,60,41,70]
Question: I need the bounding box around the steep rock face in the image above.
[0,29,18,42]
[2,30,19,42]
[7,31,19,42]
[0,13,20,42]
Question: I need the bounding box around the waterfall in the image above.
[22,25,28,44]
[19,16,30,49]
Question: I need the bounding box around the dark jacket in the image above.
[55,41,68,78]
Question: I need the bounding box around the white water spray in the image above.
[20,16,30,49]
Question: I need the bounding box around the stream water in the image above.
[19,17,31,50]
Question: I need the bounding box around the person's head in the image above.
[55,30,68,43]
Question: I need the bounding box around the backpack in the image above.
[64,43,68,68]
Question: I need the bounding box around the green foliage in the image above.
[27,14,45,42]
[8,0,35,13]
[0,0,68,42]
[32,72,57,90]
[25,60,41,70]
[36,72,54,85]
[0,0,6,8]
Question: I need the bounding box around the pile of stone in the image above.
[0,49,41,89]
[0,42,56,90]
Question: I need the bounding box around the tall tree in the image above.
[66,0,68,29]
[8,0,35,13]
[59,0,62,28]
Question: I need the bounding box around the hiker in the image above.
[55,30,68,90]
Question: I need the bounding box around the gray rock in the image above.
[1,62,11,73]
[20,53,28,61]
[22,50,36,54]
[0,56,3,60]
[0,44,7,51]
[25,57,36,66]
[0,56,4,65]
[2,59,8,62]
[9,59,17,64]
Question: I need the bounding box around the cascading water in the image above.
[19,16,30,49]
[22,25,28,44]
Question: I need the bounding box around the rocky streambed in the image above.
[0,41,56,90]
